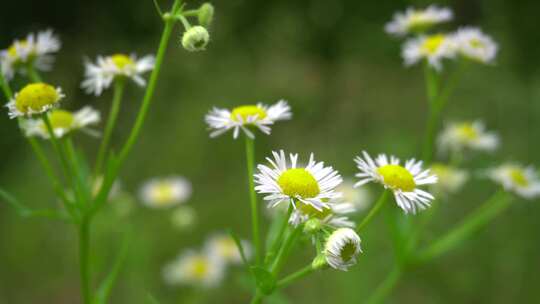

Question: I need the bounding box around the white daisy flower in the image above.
[430,163,468,196]
[171,206,197,230]
[0,29,61,80]
[337,179,372,211]
[488,164,540,199]
[289,201,357,229]
[204,233,251,265]
[452,27,498,64]
[205,100,291,139]
[402,33,457,70]
[438,120,499,154]
[254,150,342,212]
[385,6,453,37]
[324,228,362,271]
[6,83,64,118]
[354,151,438,214]
[21,106,100,139]
[139,176,192,208]
[81,53,155,96]
[162,250,225,288]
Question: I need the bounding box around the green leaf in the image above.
[250,266,276,295]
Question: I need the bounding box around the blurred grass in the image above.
[1,0,540,303]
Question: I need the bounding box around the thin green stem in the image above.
[417,190,510,263]
[0,70,13,98]
[42,115,74,187]
[421,63,440,163]
[250,292,263,304]
[365,266,402,304]
[26,65,43,82]
[79,218,91,304]
[271,224,302,276]
[357,190,389,231]
[94,78,126,176]
[177,15,192,30]
[245,136,262,265]
[276,264,315,289]
[152,0,164,17]
[265,204,293,265]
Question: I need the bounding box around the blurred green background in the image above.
[1,0,540,303]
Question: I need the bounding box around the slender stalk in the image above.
[421,63,440,163]
[357,190,389,231]
[94,78,126,176]
[245,136,262,265]
[365,266,402,304]
[0,70,13,98]
[271,225,302,276]
[276,264,315,289]
[79,218,91,304]
[265,204,293,265]
[250,292,263,304]
[26,65,43,82]
[417,190,510,262]
[42,115,74,186]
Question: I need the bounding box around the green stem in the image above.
[417,190,510,262]
[421,63,440,163]
[94,78,126,177]
[365,266,402,304]
[276,264,315,289]
[26,65,43,82]
[42,115,74,187]
[79,218,91,304]
[245,136,262,265]
[265,204,293,265]
[0,70,13,98]
[357,190,389,231]
[271,224,302,276]
[250,292,263,304]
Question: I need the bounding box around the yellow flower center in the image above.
[230,105,267,122]
[217,238,238,259]
[377,164,416,192]
[422,34,445,55]
[111,54,134,69]
[7,40,32,59]
[340,241,357,262]
[278,168,320,198]
[510,169,529,187]
[456,123,478,140]
[469,38,485,49]
[298,202,332,219]
[151,183,176,204]
[15,83,60,114]
[46,110,75,130]
[190,257,209,279]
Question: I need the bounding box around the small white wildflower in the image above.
[438,120,499,154]
[163,250,225,288]
[385,6,453,37]
[430,163,468,196]
[205,233,250,265]
[6,83,64,118]
[337,179,372,211]
[324,228,362,271]
[354,151,438,214]
[488,164,540,199]
[402,34,457,70]
[139,176,192,208]
[452,27,498,64]
[205,100,291,139]
[81,53,155,96]
[21,106,100,139]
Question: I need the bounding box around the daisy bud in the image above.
[311,254,328,270]
[181,26,210,52]
[303,218,322,234]
[324,228,362,271]
[198,3,215,28]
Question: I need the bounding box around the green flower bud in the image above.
[303,218,322,234]
[198,3,214,27]
[181,26,210,52]
[311,254,328,270]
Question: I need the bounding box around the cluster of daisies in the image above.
[385,5,498,70]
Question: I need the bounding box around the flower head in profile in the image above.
[21,106,100,139]
[6,83,64,118]
[81,53,155,96]
[402,33,456,70]
[1,29,60,80]
[255,150,342,212]
[139,176,192,208]
[205,100,291,139]
[488,164,540,199]
[354,151,437,214]
[181,26,210,52]
[452,27,498,64]
[430,163,468,196]
[290,201,357,229]
[324,228,362,271]
[385,6,453,37]
[205,233,250,265]
[163,250,225,288]
[438,120,499,154]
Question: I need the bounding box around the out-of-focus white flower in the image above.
[1,29,60,80]
[6,83,64,118]
[402,34,457,70]
[452,27,498,64]
[354,151,438,214]
[205,100,291,139]
[430,163,468,195]
[81,53,155,96]
[171,206,197,230]
[385,6,453,37]
[438,120,499,154]
[205,233,250,265]
[488,164,540,199]
[163,250,225,288]
[324,228,362,271]
[255,150,342,211]
[337,179,371,211]
[21,106,100,139]
[139,176,192,208]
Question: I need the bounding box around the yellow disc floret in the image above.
[230,105,267,122]
[456,123,478,140]
[15,83,61,114]
[151,183,175,204]
[110,54,134,69]
[510,168,529,187]
[7,40,32,60]
[190,256,209,279]
[422,34,445,55]
[298,202,332,218]
[47,110,75,130]
[377,164,416,192]
[278,168,320,198]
